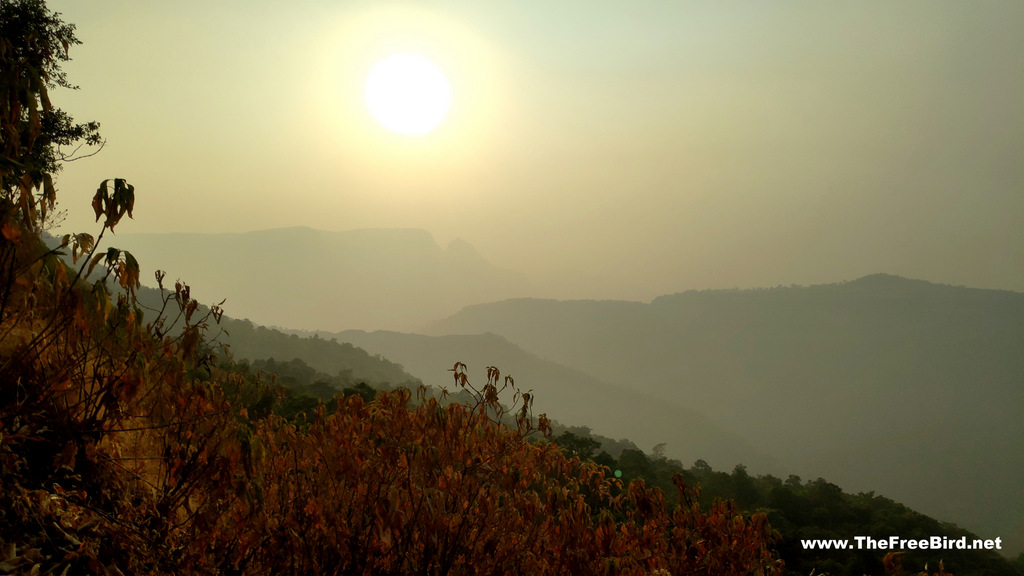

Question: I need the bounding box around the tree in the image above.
[731,464,759,511]
[552,430,602,460]
[0,3,228,572]
[1,0,102,232]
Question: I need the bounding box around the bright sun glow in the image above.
[364,53,452,136]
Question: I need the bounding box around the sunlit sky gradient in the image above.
[48,1,1024,301]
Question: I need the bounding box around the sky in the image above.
[47,0,1024,302]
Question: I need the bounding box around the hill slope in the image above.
[425,274,1024,553]
[315,329,773,471]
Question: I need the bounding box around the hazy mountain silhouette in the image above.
[425,274,1024,554]
[106,227,534,332]
[303,329,773,472]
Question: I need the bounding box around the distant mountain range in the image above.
[416,274,1024,554]
[98,273,1022,571]
[105,227,535,332]
[89,233,1024,556]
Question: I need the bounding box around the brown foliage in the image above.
[883,552,954,576]
[1,3,785,574]
[193,378,784,576]
[1,243,785,575]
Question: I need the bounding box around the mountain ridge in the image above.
[103,226,536,332]
[306,327,775,472]
[424,274,1024,554]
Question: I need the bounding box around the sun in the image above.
[364,53,452,136]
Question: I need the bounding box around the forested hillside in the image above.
[221,319,415,385]
[547,429,1022,576]
[426,277,1024,554]
[294,328,772,471]
[252,331,1024,575]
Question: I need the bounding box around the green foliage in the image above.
[224,357,386,421]
[548,429,1020,576]
[217,317,420,389]
[428,273,1024,562]
[553,430,602,460]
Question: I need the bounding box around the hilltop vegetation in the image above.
[214,349,1024,575]
[548,429,1021,576]
[285,328,773,471]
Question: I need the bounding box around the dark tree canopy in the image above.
[1,0,101,230]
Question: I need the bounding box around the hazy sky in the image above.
[48,1,1024,301]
